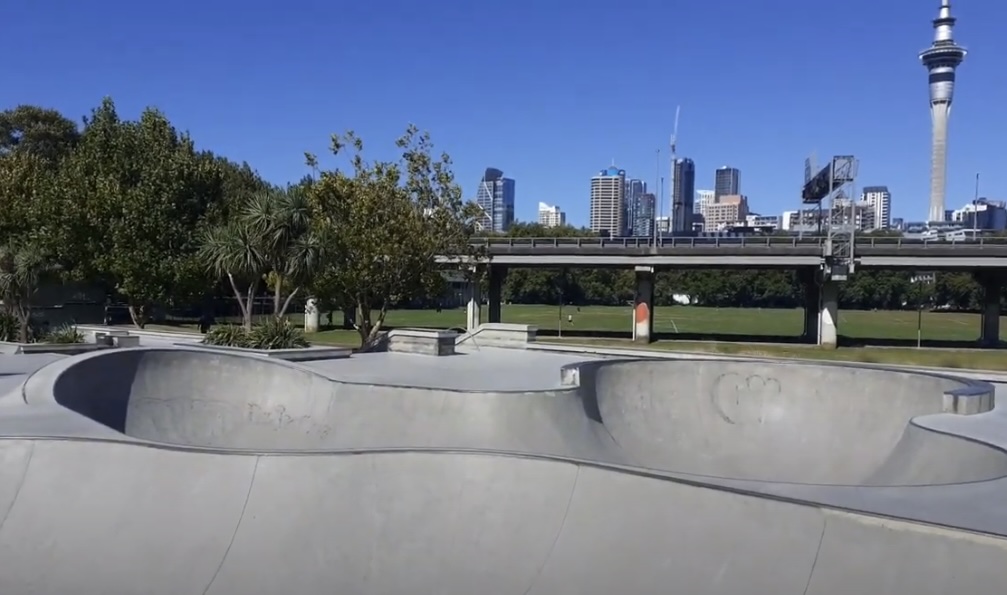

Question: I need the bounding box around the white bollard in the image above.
[304,298,320,333]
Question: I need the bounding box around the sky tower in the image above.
[919,0,966,223]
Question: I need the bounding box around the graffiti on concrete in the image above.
[709,372,782,425]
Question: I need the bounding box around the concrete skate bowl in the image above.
[5,349,1007,593]
[26,347,617,457]
[576,358,1005,486]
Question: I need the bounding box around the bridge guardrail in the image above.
[469,236,1007,249]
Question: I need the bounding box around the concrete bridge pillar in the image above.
[819,280,839,349]
[633,266,655,343]
[798,269,820,344]
[976,272,1003,347]
[487,265,507,324]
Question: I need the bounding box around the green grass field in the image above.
[148,304,1007,370]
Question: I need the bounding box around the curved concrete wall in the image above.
[1,441,1005,595]
[37,348,617,461]
[29,349,1007,488]
[582,359,1005,485]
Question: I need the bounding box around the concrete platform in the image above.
[2,347,1007,594]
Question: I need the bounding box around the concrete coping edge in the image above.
[388,328,459,339]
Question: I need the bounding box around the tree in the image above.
[0,240,54,342]
[48,98,223,326]
[199,185,319,330]
[0,105,79,164]
[307,125,481,345]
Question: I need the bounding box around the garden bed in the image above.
[175,342,350,362]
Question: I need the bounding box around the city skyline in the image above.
[10,1,1004,229]
[473,1,981,231]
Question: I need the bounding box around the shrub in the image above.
[202,324,251,348]
[45,323,85,344]
[247,317,309,350]
[202,318,309,350]
[0,311,39,343]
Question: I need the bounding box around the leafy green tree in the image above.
[199,185,319,329]
[0,105,79,163]
[47,98,222,326]
[307,125,481,345]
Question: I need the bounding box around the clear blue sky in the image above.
[6,0,1006,226]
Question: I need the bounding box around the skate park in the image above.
[2,334,1007,594]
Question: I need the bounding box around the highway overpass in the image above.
[464,236,1007,269]
[444,236,1006,348]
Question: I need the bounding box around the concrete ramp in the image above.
[589,359,1006,485]
[1,441,1006,595]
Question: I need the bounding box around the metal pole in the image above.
[659,177,665,237]
[917,300,923,349]
[654,149,661,244]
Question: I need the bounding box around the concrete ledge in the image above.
[78,325,203,343]
[6,342,113,356]
[462,323,538,348]
[943,385,995,415]
[176,343,351,362]
[387,328,458,356]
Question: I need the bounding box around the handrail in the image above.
[467,236,1007,249]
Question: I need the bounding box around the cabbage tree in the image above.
[199,185,319,330]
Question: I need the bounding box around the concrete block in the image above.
[387,328,458,356]
[942,386,995,415]
[113,335,141,348]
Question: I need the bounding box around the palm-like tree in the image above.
[0,240,53,342]
[199,186,320,330]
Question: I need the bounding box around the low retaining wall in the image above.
[174,343,351,362]
[460,323,537,348]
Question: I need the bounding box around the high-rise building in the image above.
[714,166,740,199]
[920,0,966,223]
[861,186,892,230]
[623,178,649,236]
[703,194,749,230]
[671,158,696,233]
[537,202,566,227]
[632,193,656,237]
[694,189,714,215]
[590,166,626,236]
[475,168,515,233]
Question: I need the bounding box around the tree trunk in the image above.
[273,279,282,317]
[127,304,147,329]
[226,272,256,331]
[278,287,300,319]
[355,302,371,346]
[17,310,30,344]
[365,303,389,344]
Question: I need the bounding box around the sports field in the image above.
[344,304,988,343]
[151,304,1007,370]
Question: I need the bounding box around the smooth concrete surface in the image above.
[2,348,1007,593]
[586,359,1001,485]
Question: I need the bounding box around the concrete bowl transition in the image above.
[1,347,1007,594]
